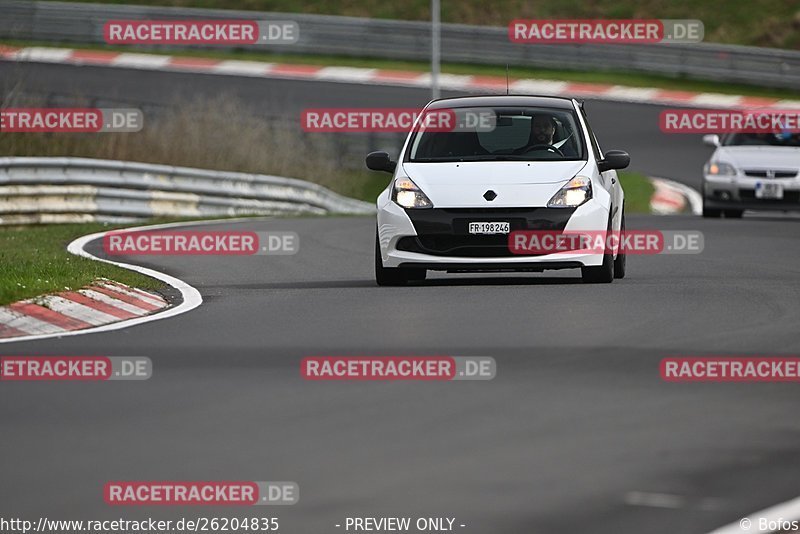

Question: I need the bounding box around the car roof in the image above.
[425,95,576,110]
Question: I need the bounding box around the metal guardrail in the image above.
[0,157,375,225]
[0,1,798,89]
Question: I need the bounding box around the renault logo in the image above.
[483,190,497,201]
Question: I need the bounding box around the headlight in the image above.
[704,161,737,176]
[547,176,592,208]
[392,176,433,209]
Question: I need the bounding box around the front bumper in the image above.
[377,198,610,269]
[704,175,800,211]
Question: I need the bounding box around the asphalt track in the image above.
[2,61,800,534]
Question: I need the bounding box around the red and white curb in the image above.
[0,279,168,340]
[0,218,261,344]
[650,177,702,215]
[2,45,799,109]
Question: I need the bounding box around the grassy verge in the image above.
[618,171,656,214]
[0,223,163,305]
[3,39,798,100]
[53,0,800,49]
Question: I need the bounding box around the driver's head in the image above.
[531,114,557,145]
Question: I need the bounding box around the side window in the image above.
[580,108,603,161]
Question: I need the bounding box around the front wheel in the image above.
[375,232,425,286]
[581,216,614,284]
[613,211,626,279]
[702,198,722,218]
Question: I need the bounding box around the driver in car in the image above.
[515,113,577,157]
[531,114,557,146]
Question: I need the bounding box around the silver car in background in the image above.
[702,132,800,218]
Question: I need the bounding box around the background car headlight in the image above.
[392,177,433,209]
[704,161,737,176]
[547,176,592,208]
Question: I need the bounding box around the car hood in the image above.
[401,161,588,208]
[714,146,800,170]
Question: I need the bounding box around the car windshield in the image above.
[406,106,586,162]
[723,132,800,147]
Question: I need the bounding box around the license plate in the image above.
[468,222,510,234]
[755,182,783,199]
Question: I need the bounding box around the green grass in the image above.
[0,223,164,305]
[3,38,797,100]
[618,171,656,214]
[62,0,800,49]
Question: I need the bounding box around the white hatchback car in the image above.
[702,132,800,218]
[367,95,630,286]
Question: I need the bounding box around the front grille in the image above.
[744,169,798,178]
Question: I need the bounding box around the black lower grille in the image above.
[397,235,533,257]
[400,207,577,257]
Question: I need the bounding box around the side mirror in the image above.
[598,150,630,172]
[703,134,721,147]
[366,151,397,173]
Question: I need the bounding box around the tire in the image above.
[613,211,626,280]
[581,215,614,284]
[702,198,722,218]
[375,232,424,286]
[724,209,743,218]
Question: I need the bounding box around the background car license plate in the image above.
[755,182,783,199]
[468,222,510,234]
